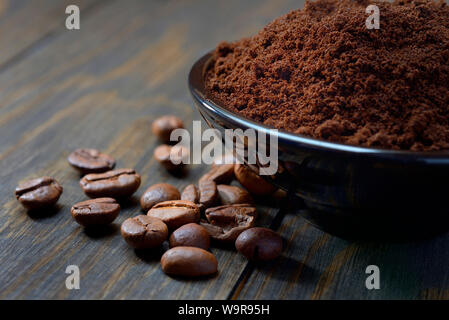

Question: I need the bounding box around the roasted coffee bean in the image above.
[154,144,189,171]
[177,191,206,214]
[217,185,253,205]
[161,247,218,277]
[67,148,115,174]
[273,188,287,200]
[147,200,200,230]
[236,227,283,261]
[206,204,257,224]
[197,203,206,215]
[152,115,184,143]
[234,164,276,195]
[200,204,256,242]
[121,215,168,249]
[199,163,235,184]
[80,168,141,199]
[198,180,218,208]
[15,177,63,211]
[71,198,120,227]
[169,223,210,250]
[140,183,180,211]
[181,184,199,203]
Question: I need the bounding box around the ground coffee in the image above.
[205,0,449,151]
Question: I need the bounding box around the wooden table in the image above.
[0,0,447,300]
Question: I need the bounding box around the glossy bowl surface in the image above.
[189,53,449,239]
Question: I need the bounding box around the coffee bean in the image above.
[234,164,276,195]
[67,148,115,174]
[169,223,210,250]
[121,215,168,249]
[147,200,200,230]
[161,247,218,277]
[152,115,184,143]
[140,183,180,211]
[80,168,141,199]
[199,163,235,184]
[71,198,120,227]
[154,144,189,171]
[181,184,199,203]
[198,180,218,208]
[236,227,283,261]
[15,177,63,211]
[217,185,253,205]
[200,204,256,242]
[206,204,257,224]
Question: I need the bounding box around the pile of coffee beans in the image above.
[14,115,283,279]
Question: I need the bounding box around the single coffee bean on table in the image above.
[67,148,115,174]
[201,204,256,242]
[236,227,283,261]
[234,164,276,196]
[217,184,253,205]
[154,144,189,171]
[198,179,218,208]
[140,183,180,211]
[152,115,184,143]
[169,223,210,250]
[181,184,199,203]
[15,177,63,211]
[161,247,218,277]
[80,168,141,199]
[199,163,235,184]
[147,200,200,230]
[121,215,168,249]
[71,198,120,227]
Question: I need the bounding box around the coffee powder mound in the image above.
[205,0,449,151]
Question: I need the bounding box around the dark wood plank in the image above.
[236,210,449,300]
[2,0,445,301]
[0,0,99,67]
[0,0,302,299]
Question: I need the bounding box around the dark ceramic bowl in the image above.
[189,53,449,240]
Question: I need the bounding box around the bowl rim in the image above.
[189,52,449,164]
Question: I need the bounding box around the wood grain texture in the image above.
[0,0,447,300]
[0,0,99,68]
[0,0,302,300]
[237,210,449,300]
